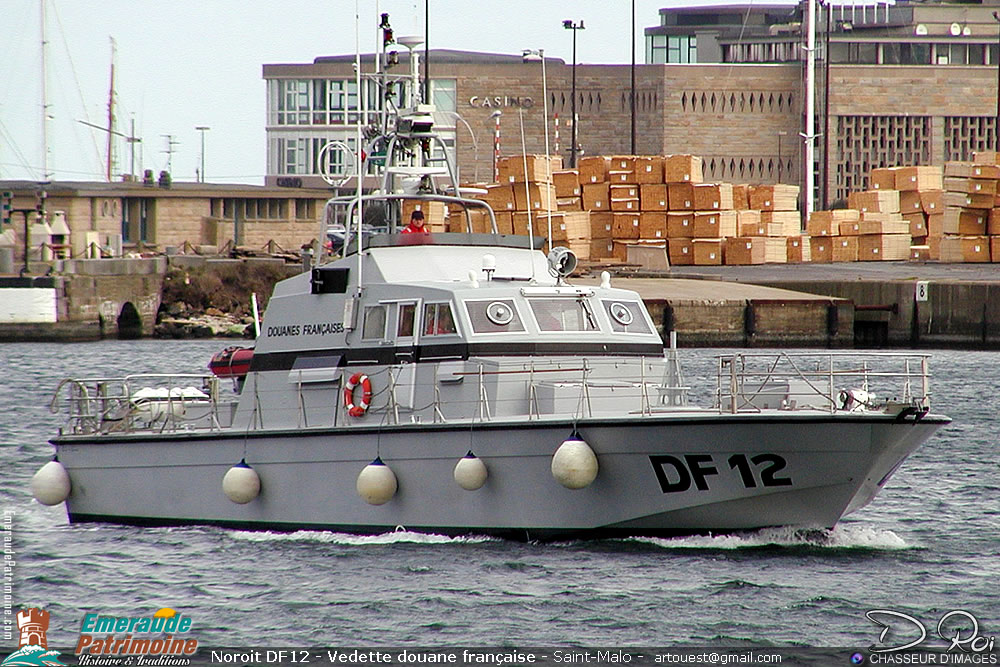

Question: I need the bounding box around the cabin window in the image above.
[362,305,387,339]
[529,299,599,332]
[423,303,457,336]
[602,300,652,334]
[465,299,525,333]
[398,303,416,337]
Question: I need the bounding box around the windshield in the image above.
[528,298,599,332]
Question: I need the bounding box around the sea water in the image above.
[0,341,996,649]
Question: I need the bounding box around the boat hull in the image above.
[54,413,945,540]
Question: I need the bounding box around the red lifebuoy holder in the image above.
[344,373,373,417]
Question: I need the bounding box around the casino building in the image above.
[263,1,1000,207]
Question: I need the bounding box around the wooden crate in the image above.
[737,210,764,236]
[558,211,591,240]
[557,197,583,212]
[870,167,898,190]
[807,209,858,236]
[668,238,694,265]
[693,238,725,265]
[895,165,943,191]
[761,210,800,236]
[910,245,931,261]
[639,212,667,240]
[990,208,1000,235]
[666,212,695,238]
[693,183,734,211]
[944,161,1000,180]
[858,233,911,261]
[664,154,703,184]
[941,207,989,235]
[493,211,514,235]
[667,183,695,210]
[610,155,636,172]
[610,198,640,212]
[513,182,557,211]
[787,235,811,263]
[608,170,635,185]
[552,170,581,197]
[944,177,998,197]
[578,156,611,184]
[582,184,610,211]
[589,238,615,260]
[732,184,751,210]
[448,207,492,234]
[903,212,928,237]
[972,151,1000,166]
[479,183,515,211]
[640,184,668,211]
[858,213,910,235]
[693,211,737,238]
[749,184,800,211]
[612,212,641,240]
[848,190,900,213]
[838,221,861,236]
[831,236,859,262]
[810,236,833,263]
[939,236,991,263]
[590,212,613,239]
[920,190,943,214]
[499,154,561,183]
[724,237,785,265]
[943,191,994,210]
[634,156,665,184]
[898,190,923,214]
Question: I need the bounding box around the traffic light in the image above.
[1,191,11,226]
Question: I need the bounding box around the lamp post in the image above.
[195,126,210,183]
[490,110,502,182]
[524,48,553,241]
[563,19,585,167]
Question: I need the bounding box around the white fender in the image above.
[551,434,599,489]
[453,451,488,491]
[31,459,71,506]
[357,457,398,505]
[222,459,261,504]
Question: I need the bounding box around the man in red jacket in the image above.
[402,209,429,234]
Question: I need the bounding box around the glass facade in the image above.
[647,34,697,64]
[267,77,457,179]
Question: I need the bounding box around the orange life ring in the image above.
[344,373,372,417]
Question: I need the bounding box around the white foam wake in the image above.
[225,528,495,546]
[629,523,912,550]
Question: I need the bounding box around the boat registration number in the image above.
[649,453,793,493]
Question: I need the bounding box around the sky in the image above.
[0,0,782,186]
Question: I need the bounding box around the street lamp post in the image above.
[196,126,210,182]
[524,48,553,241]
[563,19,585,168]
[490,110,502,182]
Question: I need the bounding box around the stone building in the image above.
[263,0,1000,210]
[0,178,330,265]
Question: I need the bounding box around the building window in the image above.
[121,198,153,244]
[667,35,697,64]
[647,34,668,64]
[276,80,310,125]
[883,43,929,65]
[431,79,457,113]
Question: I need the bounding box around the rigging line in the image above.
[49,0,103,171]
[0,120,37,174]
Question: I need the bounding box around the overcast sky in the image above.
[0,0,791,185]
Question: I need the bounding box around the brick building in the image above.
[263,0,1000,208]
[0,179,330,264]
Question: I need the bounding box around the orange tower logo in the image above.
[2,607,64,666]
[16,609,49,650]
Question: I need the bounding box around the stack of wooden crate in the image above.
[933,156,999,262]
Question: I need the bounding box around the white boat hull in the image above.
[55,413,944,540]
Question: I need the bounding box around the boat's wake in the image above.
[628,524,912,551]
[225,527,496,546]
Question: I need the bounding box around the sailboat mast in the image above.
[107,38,117,182]
[40,0,51,181]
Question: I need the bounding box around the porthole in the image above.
[609,302,634,326]
[486,301,514,326]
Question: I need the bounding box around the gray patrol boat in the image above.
[35,99,949,540]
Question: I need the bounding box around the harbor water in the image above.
[1,340,997,650]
